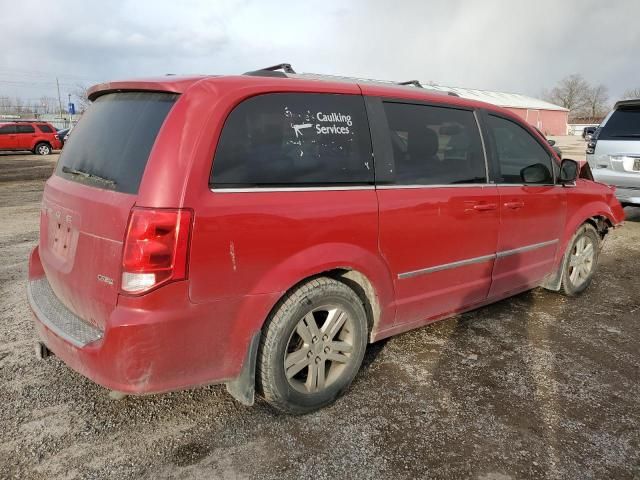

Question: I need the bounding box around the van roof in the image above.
[87,72,507,115]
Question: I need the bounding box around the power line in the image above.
[0,67,99,80]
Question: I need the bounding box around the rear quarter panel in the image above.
[137,77,397,336]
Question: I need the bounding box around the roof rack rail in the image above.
[447,91,460,97]
[243,63,296,78]
[263,63,296,74]
[397,80,423,88]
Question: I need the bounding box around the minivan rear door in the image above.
[39,91,177,330]
[368,96,500,326]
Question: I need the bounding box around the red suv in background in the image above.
[0,120,62,155]
[28,65,624,414]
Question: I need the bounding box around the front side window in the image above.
[382,102,486,185]
[211,93,373,188]
[16,124,35,134]
[488,115,553,184]
[0,125,16,134]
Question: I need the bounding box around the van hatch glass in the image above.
[598,106,640,140]
[56,92,177,194]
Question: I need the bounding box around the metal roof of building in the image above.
[247,67,569,112]
[423,84,569,112]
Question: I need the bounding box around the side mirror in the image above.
[521,163,552,184]
[559,159,579,184]
[547,139,556,146]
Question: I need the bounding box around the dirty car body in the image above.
[28,70,625,412]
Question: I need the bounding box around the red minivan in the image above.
[0,121,62,154]
[28,65,625,413]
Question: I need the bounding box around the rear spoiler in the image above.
[87,77,206,101]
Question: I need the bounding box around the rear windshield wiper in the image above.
[61,166,117,187]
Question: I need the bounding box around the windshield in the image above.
[56,91,178,194]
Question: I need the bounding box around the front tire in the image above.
[34,142,51,155]
[257,277,368,414]
[560,223,600,296]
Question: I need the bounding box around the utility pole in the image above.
[68,93,72,126]
[56,77,63,124]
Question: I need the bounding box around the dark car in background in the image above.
[583,126,597,140]
[57,128,70,147]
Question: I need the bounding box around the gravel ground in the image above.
[0,146,639,479]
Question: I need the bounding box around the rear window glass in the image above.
[16,124,35,133]
[598,106,640,140]
[211,93,373,188]
[37,124,53,133]
[56,92,177,194]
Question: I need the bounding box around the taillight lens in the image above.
[121,208,193,294]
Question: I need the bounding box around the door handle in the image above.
[473,203,497,211]
[504,201,525,209]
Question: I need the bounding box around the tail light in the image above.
[121,207,193,294]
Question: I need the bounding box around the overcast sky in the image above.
[1,0,639,105]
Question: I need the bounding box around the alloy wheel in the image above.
[284,305,354,394]
[569,235,595,287]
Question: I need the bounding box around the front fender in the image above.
[555,184,623,269]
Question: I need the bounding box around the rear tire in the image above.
[560,223,600,296]
[257,277,368,414]
[34,142,51,155]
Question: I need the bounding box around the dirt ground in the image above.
[0,144,638,479]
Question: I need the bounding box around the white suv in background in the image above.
[587,99,640,207]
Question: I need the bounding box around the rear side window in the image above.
[488,115,553,184]
[598,106,640,140]
[211,93,373,188]
[56,92,177,194]
[37,124,53,133]
[0,125,16,134]
[382,102,486,185]
[16,124,35,133]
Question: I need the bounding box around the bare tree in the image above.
[623,88,640,100]
[71,83,91,112]
[13,97,24,114]
[0,96,13,113]
[584,84,609,122]
[543,74,591,121]
[39,96,57,114]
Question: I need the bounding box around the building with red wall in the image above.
[425,85,569,135]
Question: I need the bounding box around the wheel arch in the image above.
[224,249,396,406]
[542,214,610,292]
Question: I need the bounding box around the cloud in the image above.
[1,0,639,102]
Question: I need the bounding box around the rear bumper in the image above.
[592,169,640,205]
[28,249,279,395]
